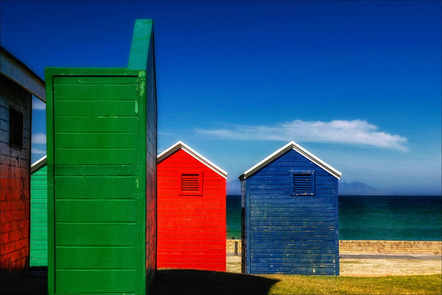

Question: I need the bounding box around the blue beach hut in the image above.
[239,141,341,275]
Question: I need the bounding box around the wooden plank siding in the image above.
[47,72,144,294]
[30,164,48,267]
[242,149,339,275]
[0,74,31,280]
[157,149,226,271]
[144,27,157,289]
[46,19,157,295]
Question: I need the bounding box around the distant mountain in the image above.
[227,179,241,195]
[339,181,383,195]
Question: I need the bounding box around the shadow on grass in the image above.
[151,269,279,295]
[0,267,47,295]
[0,268,279,295]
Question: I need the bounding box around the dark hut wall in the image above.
[244,149,339,275]
[0,74,31,278]
[145,33,157,287]
[240,178,248,274]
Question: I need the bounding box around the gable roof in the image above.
[157,141,227,179]
[31,155,47,174]
[239,141,341,180]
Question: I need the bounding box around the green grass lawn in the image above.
[265,274,442,295]
[151,270,442,295]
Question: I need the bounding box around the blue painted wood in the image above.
[241,149,339,275]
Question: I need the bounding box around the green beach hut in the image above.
[30,156,48,267]
[45,19,157,294]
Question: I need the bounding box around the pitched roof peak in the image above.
[157,141,227,179]
[240,141,341,180]
[31,155,47,173]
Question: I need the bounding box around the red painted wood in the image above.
[0,75,31,279]
[157,149,226,271]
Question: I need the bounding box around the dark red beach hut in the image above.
[0,47,45,280]
[157,141,227,271]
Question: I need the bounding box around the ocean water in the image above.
[226,195,442,241]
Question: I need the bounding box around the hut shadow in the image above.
[151,269,279,295]
[0,267,47,295]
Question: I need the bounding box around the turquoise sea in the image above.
[226,195,442,240]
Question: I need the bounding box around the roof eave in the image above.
[31,155,47,174]
[240,141,341,180]
[157,141,228,179]
[0,47,46,102]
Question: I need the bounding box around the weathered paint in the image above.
[0,74,31,280]
[45,19,156,295]
[30,158,47,267]
[240,143,340,275]
[157,143,226,271]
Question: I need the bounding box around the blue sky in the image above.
[1,1,440,195]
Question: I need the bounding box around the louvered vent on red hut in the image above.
[180,173,202,195]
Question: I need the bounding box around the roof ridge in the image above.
[158,141,227,179]
[239,141,341,180]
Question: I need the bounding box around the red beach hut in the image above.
[157,141,227,271]
[1,47,45,280]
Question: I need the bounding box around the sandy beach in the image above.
[226,240,442,276]
[226,254,442,276]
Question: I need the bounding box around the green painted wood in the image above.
[54,117,138,133]
[53,176,138,198]
[54,100,137,116]
[30,165,48,267]
[55,133,138,148]
[47,73,143,294]
[52,84,138,100]
[55,200,137,222]
[55,224,138,246]
[55,247,137,269]
[46,19,156,295]
[55,270,137,293]
[53,76,139,84]
[54,148,138,164]
[128,19,153,70]
[54,165,138,176]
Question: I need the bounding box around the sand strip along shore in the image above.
[226,240,442,275]
[227,240,442,255]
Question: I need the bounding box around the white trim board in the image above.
[0,47,46,102]
[239,141,341,180]
[31,155,47,174]
[157,141,228,179]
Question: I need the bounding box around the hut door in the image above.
[51,76,141,293]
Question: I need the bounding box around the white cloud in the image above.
[195,119,407,151]
[33,98,46,110]
[32,148,46,155]
[33,133,46,144]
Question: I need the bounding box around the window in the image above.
[180,172,202,195]
[291,171,315,196]
[9,107,23,149]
